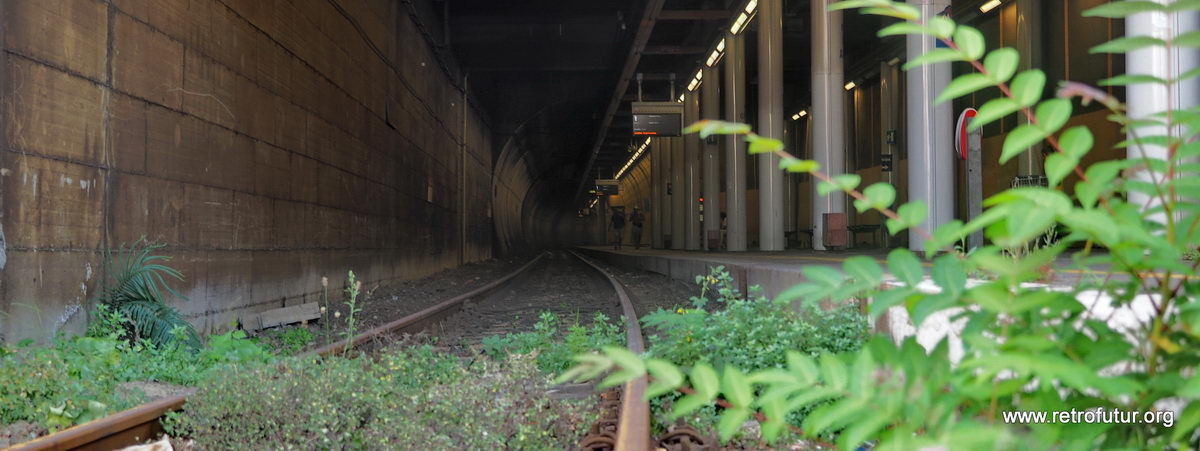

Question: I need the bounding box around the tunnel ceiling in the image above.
[443,0,885,210]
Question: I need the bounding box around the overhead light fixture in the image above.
[745,0,758,13]
[678,93,686,102]
[706,50,722,66]
[731,12,749,34]
[717,39,726,52]
[799,110,807,117]
[844,81,856,91]
[615,138,654,180]
[887,57,901,66]
[979,0,1002,13]
[791,113,800,120]
[687,78,701,91]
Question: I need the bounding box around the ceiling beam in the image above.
[658,9,733,20]
[573,0,668,199]
[642,45,707,55]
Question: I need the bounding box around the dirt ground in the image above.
[437,251,625,348]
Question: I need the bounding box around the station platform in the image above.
[574,246,891,299]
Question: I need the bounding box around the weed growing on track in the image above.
[481,311,625,374]
[164,344,597,449]
[0,312,271,435]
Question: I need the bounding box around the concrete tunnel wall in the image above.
[0,0,502,342]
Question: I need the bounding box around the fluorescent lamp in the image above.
[717,39,726,52]
[745,0,757,13]
[791,113,800,120]
[678,93,686,102]
[695,70,704,80]
[844,81,856,91]
[799,110,807,117]
[887,57,901,66]
[687,78,700,91]
[979,0,1001,13]
[706,50,721,67]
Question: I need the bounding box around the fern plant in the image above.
[91,238,200,349]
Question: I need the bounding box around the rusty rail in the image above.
[8,253,546,451]
[569,251,651,451]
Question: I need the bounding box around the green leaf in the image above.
[970,97,1020,132]
[860,183,896,211]
[936,73,992,104]
[1058,126,1094,159]
[888,201,927,235]
[1010,70,1046,107]
[818,174,861,195]
[601,346,645,374]
[903,48,965,70]
[953,25,986,60]
[1100,73,1169,86]
[1060,209,1120,246]
[871,288,916,319]
[843,256,884,287]
[928,16,956,39]
[1090,36,1167,53]
[1044,153,1078,187]
[780,158,820,173]
[1000,124,1046,164]
[1174,401,1200,443]
[1177,30,1200,47]
[983,47,1019,83]
[1034,98,1072,133]
[1005,199,1057,245]
[787,350,820,385]
[931,254,966,297]
[717,407,753,443]
[1083,1,1165,18]
[887,248,923,286]
[645,359,684,398]
[1074,180,1102,209]
[1167,0,1200,12]
[877,21,928,37]
[722,366,753,408]
[672,394,713,418]
[802,397,868,436]
[820,353,849,391]
[836,405,893,450]
[862,4,921,21]
[747,134,785,154]
[684,119,752,137]
[849,350,877,396]
[691,362,720,400]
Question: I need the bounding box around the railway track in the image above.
[9,251,654,451]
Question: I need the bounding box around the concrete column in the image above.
[905,0,953,252]
[684,91,702,250]
[724,32,748,251]
[1127,2,1199,225]
[651,138,665,249]
[757,0,785,251]
[1014,0,1045,177]
[701,66,722,250]
[811,0,846,250]
[671,136,686,249]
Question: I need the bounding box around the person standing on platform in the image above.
[628,207,645,249]
[610,207,626,250]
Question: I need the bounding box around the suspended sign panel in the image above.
[631,102,684,136]
[595,179,620,195]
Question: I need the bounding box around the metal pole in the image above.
[1127,1,1199,225]
[685,91,702,250]
[906,0,953,252]
[879,60,898,248]
[701,66,722,251]
[651,138,664,249]
[757,0,785,251]
[724,32,748,252]
[811,0,845,250]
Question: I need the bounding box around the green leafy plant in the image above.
[164,345,597,449]
[340,270,364,356]
[91,238,199,348]
[481,311,624,374]
[560,1,1200,448]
